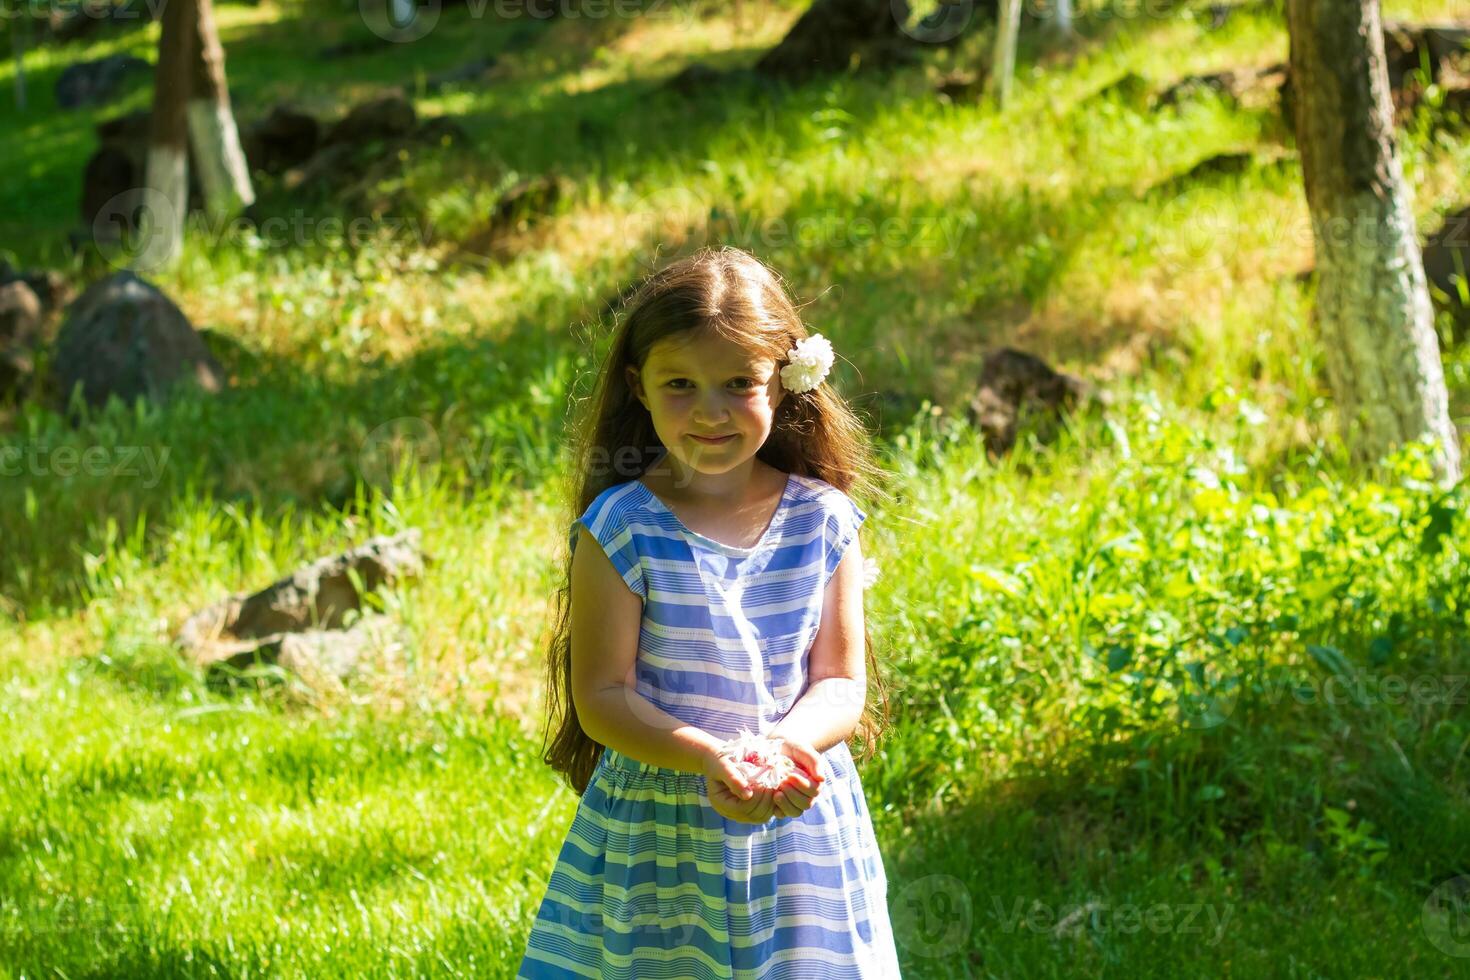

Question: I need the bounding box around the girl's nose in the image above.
[694,394,730,424]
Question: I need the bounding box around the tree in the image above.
[142,0,196,270]
[187,0,254,219]
[988,0,1022,107]
[1286,0,1462,484]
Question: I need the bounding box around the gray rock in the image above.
[51,271,225,410]
[966,348,1093,456]
[0,281,43,349]
[322,94,417,148]
[241,103,320,176]
[55,53,151,109]
[1423,204,1470,339]
[202,613,409,683]
[177,529,426,653]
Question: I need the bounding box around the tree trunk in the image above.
[989,0,1022,107]
[1286,0,1462,484]
[187,0,254,220]
[11,13,28,110]
[144,0,196,271]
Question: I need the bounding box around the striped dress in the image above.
[519,465,901,979]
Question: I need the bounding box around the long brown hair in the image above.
[543,246,891,794]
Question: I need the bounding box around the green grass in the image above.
[2,0,1470,975]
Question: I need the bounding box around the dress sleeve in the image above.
[570,491,647,600]
[823,490,868,588]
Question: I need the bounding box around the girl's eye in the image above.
[730,378,756,390]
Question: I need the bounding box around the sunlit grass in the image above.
[1,0,1468,974]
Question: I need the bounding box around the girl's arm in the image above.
[770,532,868,754]
[569,525,739,781]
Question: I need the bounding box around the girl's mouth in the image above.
[690,434,737,445]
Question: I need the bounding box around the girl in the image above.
[519,246,900,978]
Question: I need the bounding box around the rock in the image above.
[665,63,724,96]
[1087,71,1152,106]
[966,348,1092,456]
[754,0,916,81]
[0,282,44,401]
[178,529,424,644]
[1276,24,1470,124]
[0,345,35,400]
[0,281,44,349]
[176,530,425,678]
[425,55,498,92]
[0,266,74,399]
[1153,64,1287,110]
[12,269,75,317]
[935,68,984,102]
[1437,85,1470,126]
[322,94,418,148]
[1422,204,1470,338]
[279,141,359,195]
[51,271,225,410]
[413,115,469,148]
[80,143,140,232]
[1381,21,1470,90]
[241,103,320,176]
[55,53,151,109]
[80,109,206,233]
[319,36,382,60]
[460,173,570,257]
[199,613,409,685]
[1146,148,1291,197]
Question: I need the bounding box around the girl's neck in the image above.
[646,448,777,506]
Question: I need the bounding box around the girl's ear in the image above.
[625,364,647,409]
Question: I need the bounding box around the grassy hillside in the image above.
[2,0,1469,975]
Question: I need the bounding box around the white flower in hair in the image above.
[779,333,834,394]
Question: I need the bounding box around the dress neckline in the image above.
[634,470,795,558]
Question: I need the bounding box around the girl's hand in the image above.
[708,778,778,824]
[701,743,775,823]
[766,733,825,819]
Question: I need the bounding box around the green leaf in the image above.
[1306,644,1352,678]
[1420,499,1456,555]
[1107,645,1132,672]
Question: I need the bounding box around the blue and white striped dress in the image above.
[519,466,901,979]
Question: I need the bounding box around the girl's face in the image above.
[627,330,787,477]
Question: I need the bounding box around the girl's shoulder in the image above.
[785,472,867,526]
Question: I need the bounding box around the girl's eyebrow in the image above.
[650,360,768,377]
